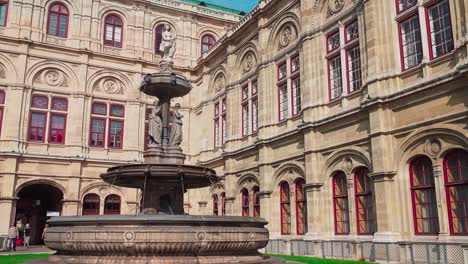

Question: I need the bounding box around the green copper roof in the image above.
[179,0,258,15]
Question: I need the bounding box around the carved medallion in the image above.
[425,138,442,157]
[279,26,294,49]
[214,74,225,91]
[44,70,63,86]
[249,232,256,240]
[124,231,135,241]
[243,53,256,73]
[196,232,206,241]
[66,231,73,241]
[103,79,121,94]
[328,0,345,14]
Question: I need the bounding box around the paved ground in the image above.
[0,245,55,256]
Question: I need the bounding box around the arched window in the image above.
[0,0,9,27]
[212,194,218,216]
[333,172,350,234]
[280,181,291,234]
[295,179,307,235]
[444,149,468,235]
[47,3,69,37]
[104,194,120,215]
[410,156,439,234]
[155,24,165,54]
[354,168,374,235]
[252,186,260,217]
[241,188,249,216]
[104,14,123,48]
[201,34,215,53]
[82,193,100,215]
[220,192,226,216]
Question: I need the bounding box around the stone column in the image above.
[303,183,325,239]
[225,197,235,216]
[61,200,80,216]
[433,164,450,238]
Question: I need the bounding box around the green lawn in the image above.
[265,254,369,264]
[0,253,50,264]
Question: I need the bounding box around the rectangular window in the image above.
[214,118,220,147]
[52,98,68,111]
[49,114,66,144]
[0,1,7,26]
[241,86,248,101]
[278,83,288,121]
[278,63,287,80]
[242,103,249,137]
[327,31,340,53]
[328,56,343,100]
[90,118,105,147]
[397,0,417,13]
[29,112,47,142]
[0,90,4,136]
[291,77,301,115]
[251,80,258,95]
[110,104,124,117]
[92,102,107,115]
[252,98,258,133]
[345,20,359,43]
[291,55,300,73]
[399,15,423,70]
[32,95,48,109]
[426,0,453,59]
[109,120,123,148]
[346,46,362,93]
[221,115,226,145]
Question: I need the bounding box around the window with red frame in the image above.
[354,168,374,235]
[398,14,423,70]
[251,81,258,133]
[253,186,260,217]
[82,193,100,215]
[90,102,124,148]
[201,34,215,53]
[221,99,226,144]
[396,0,417,14]
[241,85,249,137]
[295,179,307,235]
[47,3,69,38]
[410,156,439,234]
[426,0,453,59]
[213,99,226,147]
[280,181,291,234]
[155,24,165,54]
[104,15,123,48]
[104,194,120,215]
[333,172,350,234]
[241,188,249,216]
[109,104,124,148]
[0,0,9,27]
[345,20,362,93]
[0,90,4,136]
[90,103,106,147]
[29,95,49,143]
[220,192,226,216]
[212,194,219,216]
[327,31,343,100]
[214,102,220,147]
[444,149,468,235]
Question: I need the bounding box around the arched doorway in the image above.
[15,183,63,245]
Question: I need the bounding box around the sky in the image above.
[203,0,259,13]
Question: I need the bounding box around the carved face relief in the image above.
[328,0,345,15]
[214,74,225,91]
[103,79,121,94]
[243,53,256,73]
[44,70,63,86]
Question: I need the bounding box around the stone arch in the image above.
[25,60,79,89]
[41,0,79,14]
[235,43,258,78]
[235,173,260,195]
[0,53,19,82]
[322,147,371,180]
[197,27,221,41]
[86,69,133,95]
[267,12,300,56]
[209,182,225,195]
[150,18,180,35]
[98,7,129,26]
[313,0,357,28]
[79,181,125,201]
[272,161,305,189]
[210,67,227,93]
[15,179,66,196]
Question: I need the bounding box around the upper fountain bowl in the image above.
[139,72,192,99]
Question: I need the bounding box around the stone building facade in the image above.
[1,0,468,261]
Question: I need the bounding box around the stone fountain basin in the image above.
[100,163,217,189]
[44,214,269,257]
[139,72,192,98]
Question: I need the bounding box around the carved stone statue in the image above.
[159,24,176,63]
[148,100,162,146]
[169,103,183,146]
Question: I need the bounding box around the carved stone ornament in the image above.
[243,53,256,73]
[343,158,353,172]
[279,25,295,49]
[214,74,225,91]
[103,79,121,94]
[425,138,443,157]
[0,67,5,79]
[44,69,63,86]
[328,0,345,14]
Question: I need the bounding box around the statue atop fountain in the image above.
[159,24,176,70]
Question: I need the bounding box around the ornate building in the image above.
[0,0,468,262]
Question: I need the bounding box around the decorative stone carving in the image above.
[0,67,5,79]
[44,69,63,86]
[196,232,206,240]
[328,0,345,14]
[242,52,256,73]
[214,73,225,91]
[159,24,176,68]
[425,138,442,157]
[169,103,183,146]
[343,158,353,172]
[148,100,163,146]
[103,79,121,94]
[124,231,135,241]
[278,25,295,49]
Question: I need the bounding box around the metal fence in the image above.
[264,239,467,264]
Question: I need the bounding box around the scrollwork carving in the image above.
[214,74,226,91]
[242,52,256,73]
[279,25,295,49]
[328,0,345,14]
[44,70,64,86]
[103,79,121,94]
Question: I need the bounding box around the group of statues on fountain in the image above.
[148,100,183,147]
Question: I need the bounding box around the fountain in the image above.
[40,24,283,264]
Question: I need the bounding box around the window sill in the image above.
[344,89,362,100]
[427,51,455,67]
[399,63,424,78]
[328,96,343,106]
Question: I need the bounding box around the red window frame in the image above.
[31,95,49,109]
[212,194,219,216]
[295,179,306,235]
[410,156,439,235]
[354,168,374,235]
[201,34,216,53]
[220,192,226,216]
[291,76,301,116]
[49,113,67,144]
[444,149,468,235]
[398,13,423,71]
[82,193,100,215]
[253,186,260,217]
[104,14,123,48]
[344,20,359,43]
[396,0,418,14]
[251,97,258,133]
[241,188,249,217]
[425,0,454,60]
[29,112,47,142]
[290,55,300,74]
[110,104,124,117]
[0,90,4,137]
[108,119,124,149]
[155,24,165,54]
[89,117,106,147]
[280,181,291,234]
[221,99,226,145]
[346,45,362,93]
[333,172,350,235]
[92,102,107,115]
[0,0,9,27]
[47,2,69,38]
[104,194,120,215]
[241,103,249,137]
[326,30,340,53]
[278,82,288,121]
[328,55,343,101]
[214,102,220,147]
